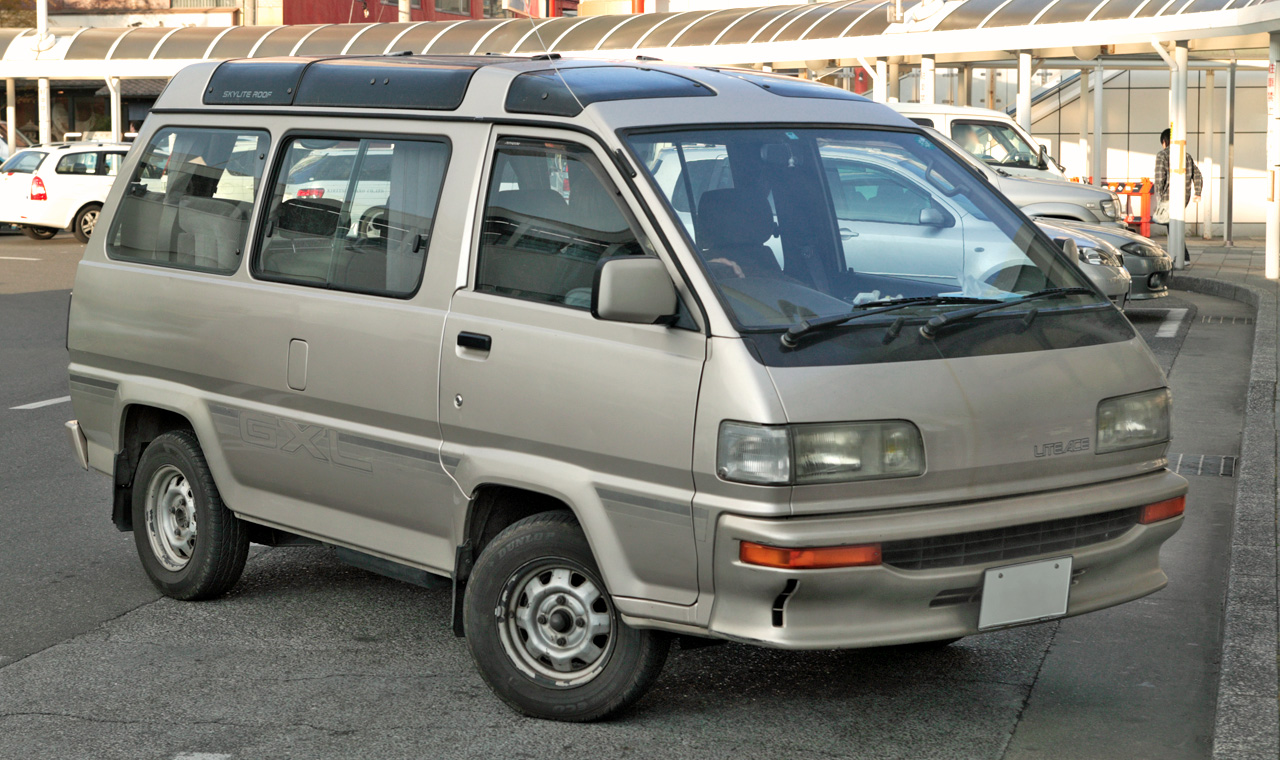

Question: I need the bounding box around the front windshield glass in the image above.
[626,127,1098,332]
[950,120,1041,170]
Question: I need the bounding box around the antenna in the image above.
[526,4,586,115]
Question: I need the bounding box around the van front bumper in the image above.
[707,469,1186,649]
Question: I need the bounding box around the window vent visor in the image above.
[204,59,307,106]
[505,66,714,118]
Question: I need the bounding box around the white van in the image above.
[891,102,1066,181]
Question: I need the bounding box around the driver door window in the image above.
[476,138,651,310]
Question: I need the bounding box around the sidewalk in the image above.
[1159,235,1280,759]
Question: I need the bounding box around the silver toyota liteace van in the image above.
[66,54,1187,722]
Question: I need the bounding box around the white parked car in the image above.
[0,142,130,242]
[891,103,1067,181]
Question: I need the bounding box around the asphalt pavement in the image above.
[0,233,1253,759]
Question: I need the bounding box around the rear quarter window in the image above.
[1,150,46,173]
[106,127,268,274]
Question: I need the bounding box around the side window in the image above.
[254,136,449,298]
[102,152,124,177]
[827,162,934,226]
[56,152,97,175]
[0,150,45,173]
[908,117,935,128]
[476,139,652,309]
[106,127,268,274]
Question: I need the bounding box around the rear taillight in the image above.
[30,176,46,201]
[296,188,324,199]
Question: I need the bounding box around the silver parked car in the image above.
[66,57,1187,722]
[1036,219,1132,307]
[1051,220,1173,301]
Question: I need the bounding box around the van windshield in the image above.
[950,120,1041,170]
[626,127,1099,334]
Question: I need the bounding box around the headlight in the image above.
[1100,199,1118,219]
[1096,388,1171,454]
[1121,241,1167,258]
[717,420,924,485]
[1079,247,1105,266]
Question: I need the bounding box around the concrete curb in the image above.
[1170,273,1280,760]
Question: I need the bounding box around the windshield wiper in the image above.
[780,296,998,348]
[918,287,1097,339]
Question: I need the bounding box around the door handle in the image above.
[457,332,492,351]
[840,227,859,240]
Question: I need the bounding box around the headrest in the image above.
[694,188,775,250]
[277,197,341,237]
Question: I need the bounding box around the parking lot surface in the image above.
[0,233,1252,759]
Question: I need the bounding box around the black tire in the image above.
[131,430,248,600]
[20,225,58,240]
[73,203,101,243]
[464,511,669,722]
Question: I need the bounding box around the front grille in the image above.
[882,507,1141,571]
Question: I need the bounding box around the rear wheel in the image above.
[464,511,669,721]
[131,430,249,600]
[73,203,101,243]
[20,225,58,240]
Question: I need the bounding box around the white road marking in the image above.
[10,395,70,410]
[1155,308,1188,338]
[0,256,41,261]
[173,754,232,760]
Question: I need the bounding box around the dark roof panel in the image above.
[935,0,1005,30]
[341,22,420,54]
[65,28,129,60]
[1133,0,1172,17]
[153,26,227,59]
[294,57,479,110]
[506,65,713,117]
[294,23,372,56]
[1175,0,1234,13]
[714,6,801,45]
[204,59,307,105]
[1035,0,1107,24]
[207,26,274,59]
[803,1,890,40]
[715,69,869,100]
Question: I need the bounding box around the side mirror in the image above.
[591,256,678,325]
[1055,237,1080,260]
[919,208,948,227]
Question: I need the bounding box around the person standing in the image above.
[1154,127,1203,264]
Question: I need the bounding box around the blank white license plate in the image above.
[978,556,1072,630]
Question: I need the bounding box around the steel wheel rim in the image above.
[498,561,615,688]
[144,464,197,571]
[81,209,98,235]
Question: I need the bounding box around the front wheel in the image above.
[132,430,249,600]
[464,511,669,721]
[73,203,101,243]
[20,225,58,240]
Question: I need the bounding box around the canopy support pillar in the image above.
[1224,60,1236,246]
[106,77,122,144]
[986,68,996,109]
[1016,52,1032,132]
[37,78,50,145]
[1079,68,1089,180]
[920,55,935,104]
[1092,63,1104,186]
[1267,35,1280,278]
[888,61,899,102]
[875,59,887,103]
[959,66,971,107]
[5,79,14,157]
[1203,68,1215,239]
[1171,41,1188,272]
[399,0,410,22]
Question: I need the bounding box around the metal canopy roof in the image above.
[1,0,1279,79]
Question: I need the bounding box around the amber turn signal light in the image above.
[740,541,882,569]
[1139,495,1185,524]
